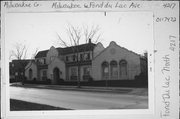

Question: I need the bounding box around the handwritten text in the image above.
[169,35,176,52]
[161,54,171,118]
[4,1,40,8]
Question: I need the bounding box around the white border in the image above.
[1,1,179,119]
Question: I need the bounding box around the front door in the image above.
[53,67,60,84]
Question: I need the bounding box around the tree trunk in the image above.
[77,64,81,88]
[77,52,81,88]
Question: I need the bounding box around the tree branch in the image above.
[10,43,28,60]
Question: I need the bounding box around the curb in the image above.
[10,83,148,96]
[11,84,132,93]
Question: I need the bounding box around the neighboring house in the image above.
[92,41,147,81]
[25,40,147,84]
[9,59,32,82]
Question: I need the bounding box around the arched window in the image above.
[102,61,109,80]
[29,69,33,79]
[110,60,118,79]
[119,60,127,79]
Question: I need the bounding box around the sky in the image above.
[5,12,153,60]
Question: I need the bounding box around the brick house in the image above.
[9,59,32,82]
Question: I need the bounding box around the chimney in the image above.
[144,52,148,58]
[89,38,91,43]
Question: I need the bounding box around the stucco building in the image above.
[25,41,147,85]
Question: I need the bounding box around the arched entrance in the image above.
[29,69,33,80]
[53,67,60,84]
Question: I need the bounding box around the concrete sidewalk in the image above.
[10,83,148,96]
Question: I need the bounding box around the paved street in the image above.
[10,86,148,110]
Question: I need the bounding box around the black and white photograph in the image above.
[1,1,179,119]
[7,11,151,111]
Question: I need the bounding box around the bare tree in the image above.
[31,48,39,59]
[9,42,28,84]
[9,43,28,60]
[56,24,82,48]
[56,24,102,88]
[56,24,101,47]
[83,24,101,44]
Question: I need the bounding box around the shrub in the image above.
[46,79,51,84]
[33,78,37,82]
[135,72,148,87]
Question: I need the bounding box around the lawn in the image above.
[10,99,72,111]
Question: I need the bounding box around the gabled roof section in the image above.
[25,59,36,70]
[93,41,141,60]
[110,41,141,57]
[35,43,96,58]
[57,43,96,55]
[35,50,48,58]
